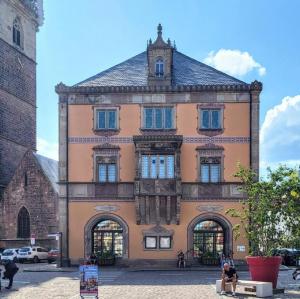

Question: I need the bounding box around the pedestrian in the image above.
[220,262,238,297]
[2,259,19,290]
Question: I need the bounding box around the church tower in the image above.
[0,0,43,196]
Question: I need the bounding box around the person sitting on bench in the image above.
[177,250,186,268]
[221,262,238,296]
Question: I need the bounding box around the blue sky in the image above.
[36,0,300,176]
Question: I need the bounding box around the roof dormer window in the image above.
[155,58,164,78]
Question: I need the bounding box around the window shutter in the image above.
[98,111,106,129]
[166,155,175,178]
[108,164,116,182]
[211,110,220,129]
[108,110,116,129]
[145,108,153,129]
[201,164,210,182]
[99,164,106,182]
[201,110,210,129]
[210,164,220,182]
[150,155,157,178]
[165,107,173,129]
[141,156,149,178]
[155,108,163,129]
[159,156,165,178]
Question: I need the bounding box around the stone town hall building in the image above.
[56,24,262,266]
[0,0,58,249]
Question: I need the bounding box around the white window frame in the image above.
[155,58,164,78]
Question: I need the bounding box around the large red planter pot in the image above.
[246,256,282,288]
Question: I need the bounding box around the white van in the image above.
[17,246,48,263]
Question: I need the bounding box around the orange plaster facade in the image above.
[57,26,261,267]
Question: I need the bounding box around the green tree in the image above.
[226,165,300,256]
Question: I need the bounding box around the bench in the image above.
[216,279,273,298]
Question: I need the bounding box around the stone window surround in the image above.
[187,213,233,259]
[197,103,224,136]
[92,144,120,182]
[92,105,120,133]
[140,104,177,132]
[196,144,224,183]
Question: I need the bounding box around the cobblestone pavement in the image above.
[0,263,299,299]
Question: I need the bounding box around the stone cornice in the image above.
[55,82,253,95]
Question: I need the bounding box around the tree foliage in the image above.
[226,164,300,256]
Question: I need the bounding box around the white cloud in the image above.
[204,49,266,77]
[37,137,58,161]
[260,95,300,174]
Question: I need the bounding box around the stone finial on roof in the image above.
[157,23,162,37]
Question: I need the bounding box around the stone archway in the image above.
[84,213,129,259]
[187,213,233,259]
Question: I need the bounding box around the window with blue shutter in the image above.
[200,109,221,129]
[142,156,149,178]
[98,163,117,182]
[166,155,175,178]
[200,157,221,183]
[143,107,174,129]
[97,109,117,129]
[150,156,157,178]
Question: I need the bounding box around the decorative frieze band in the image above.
[69,136,250,144]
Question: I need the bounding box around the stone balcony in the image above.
[65,182,245,200]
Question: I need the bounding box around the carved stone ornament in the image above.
[142,225,174,237]
[94,205,120,213]
[197,205,224,213]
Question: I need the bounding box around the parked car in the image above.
[0,248,19,263]
[17,246,49,263]
[47,249,60,263]
[273,248,300,266]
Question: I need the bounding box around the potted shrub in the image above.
[201,251,220,266]
[226,165,300,288]
[96,251,116,266]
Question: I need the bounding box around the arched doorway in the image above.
[193,220,224,258]
[92,219,123,256]
[84,214,129,259]
[187,213,233,262]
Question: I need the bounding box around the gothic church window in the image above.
[13,17,22,48]
[17,207,30,238]
[155,58,164,77]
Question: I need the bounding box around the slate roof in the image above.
[75,50,247,87]
[33,153,59,193]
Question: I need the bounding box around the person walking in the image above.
[2,260,19,290]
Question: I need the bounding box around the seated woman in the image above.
[221,262,238,297]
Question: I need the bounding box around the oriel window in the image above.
[200,157,221,183]
[141,155,175,179]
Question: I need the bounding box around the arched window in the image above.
[13,17,22,48]
[17,207,30,238]
[155,58,164,77]
[193,220,224,259]
[92,219,123,256]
